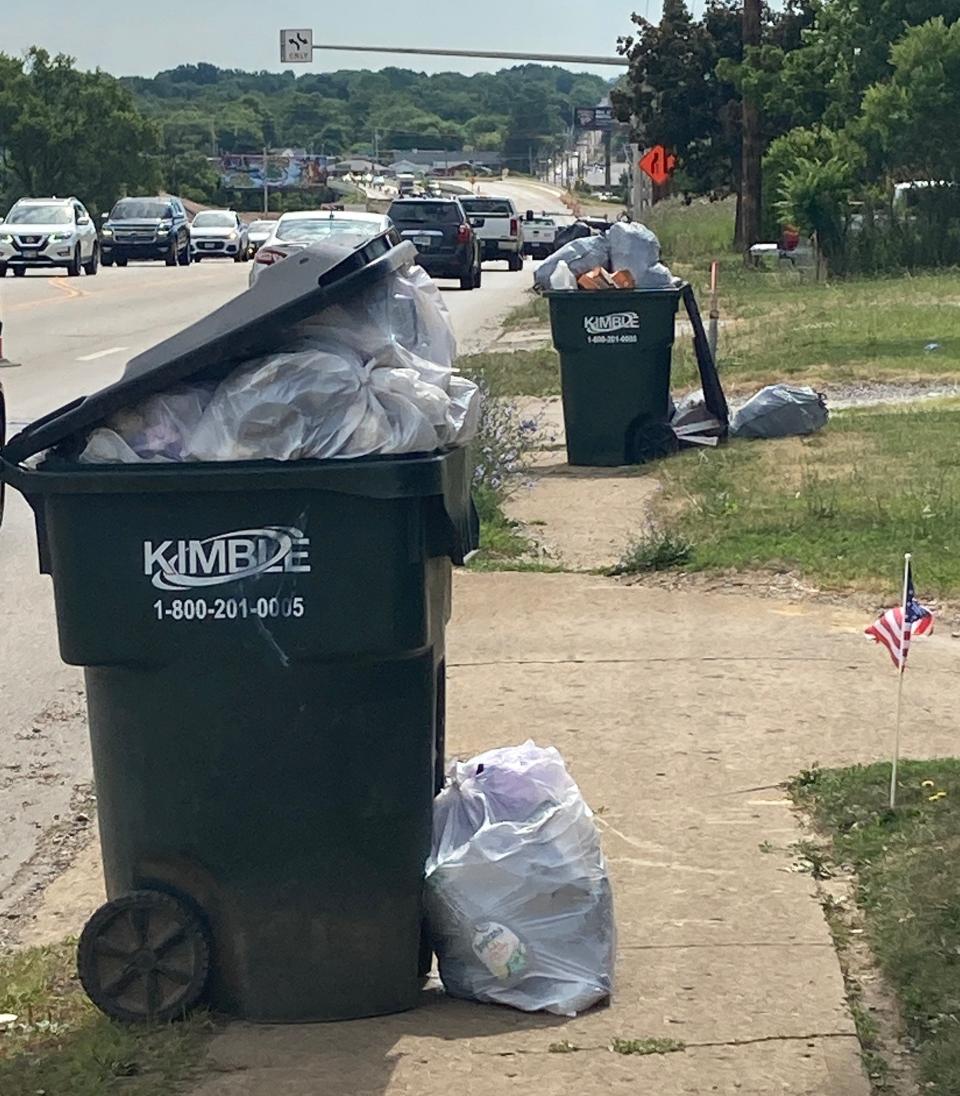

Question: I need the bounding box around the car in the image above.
[245,219,276,256]
[249,210,395,285]
[0,196,99,277]
[457,195,524,270]
[386,198,481,290]
[190,209,249,262]
[100,195,191,267]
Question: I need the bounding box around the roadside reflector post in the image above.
[708,261,720,366]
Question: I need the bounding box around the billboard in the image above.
[219,153,329,190]
[575,106,615,131]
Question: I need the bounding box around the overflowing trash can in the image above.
[0,233,479,1023]
[545,286,681,465]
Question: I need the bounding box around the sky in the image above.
[1,0,701,79]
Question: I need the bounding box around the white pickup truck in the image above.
[522,216,559,260]
[458,195,524,271]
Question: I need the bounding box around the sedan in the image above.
[249,210,394,285]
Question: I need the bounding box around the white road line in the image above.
[76,346,129,362]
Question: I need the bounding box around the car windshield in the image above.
[275,217,379,242]
[192,211,235,227]
[248,221,274,234]
[389,202,461,225]
[6,204,73,225]
[459,198,513,215]
[111,199,172,220]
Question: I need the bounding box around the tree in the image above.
[0,49,159,214]
[857,18,960,181]
[613,0,745,198]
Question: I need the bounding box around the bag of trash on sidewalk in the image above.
[607,222,673,287]
[425,741,615,1017]
[78,260,480,463]
[731,384,828,439]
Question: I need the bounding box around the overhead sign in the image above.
[638,145,677,187]
[280,28,313,63]
[575,105,615,131]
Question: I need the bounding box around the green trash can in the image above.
[0,234,478,1024]
[545,286,682,466]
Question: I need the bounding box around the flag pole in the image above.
[889,552,912,810]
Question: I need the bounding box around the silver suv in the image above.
[0,196,99,277]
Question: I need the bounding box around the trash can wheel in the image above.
[77,889,210,1023]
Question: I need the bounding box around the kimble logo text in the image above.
[583,311,641,336]
[144,527,311,591]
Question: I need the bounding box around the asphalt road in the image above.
[0,252,532,925]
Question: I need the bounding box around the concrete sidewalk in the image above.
[31,571,960,1093]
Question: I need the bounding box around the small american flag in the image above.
[865,561,933,670]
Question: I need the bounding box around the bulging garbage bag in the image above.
[535,235,611,289]
[731,384,828,439]
[79,387,213,464]
[77,261,479,463]
[426,741,615,1017]
[607,221,662,281]
[548,260,578,291]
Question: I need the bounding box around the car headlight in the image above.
[0,231,13,241]
[227,231,238,240]
[157,225,170,235]
[101,227,113,236]
[50,232,72,242]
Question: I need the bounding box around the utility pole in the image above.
[263,146,269,214]
[738,0,762,255]
[603,129,612,190]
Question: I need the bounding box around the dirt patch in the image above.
[506,454,662,571]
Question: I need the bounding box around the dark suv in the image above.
[100,196,191,267]
[387,198,481,289]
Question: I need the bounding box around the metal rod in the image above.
[889,552,912,810]
[311,43,626,66]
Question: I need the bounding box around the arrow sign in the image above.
[639,145,677,187]
[280,28,313,63]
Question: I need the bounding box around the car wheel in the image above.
[233,250,244,263]
[0,263,6,277]
[459,271,475,290]
[12,266,25,277]
[101,255,113,268]
[509,253,523,272]
[193,256,202,263]
[473,265,482,289]
[82,244,99,276]
[165,240,178,267]
[178,239,191,266]
[115,257,128,268]
[66,246,82,277]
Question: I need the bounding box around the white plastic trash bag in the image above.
[731,384,828,439]
[547,260,577,291]
[77,261,479,463]
[607,221,661,281]
[534,235,610,289]
[426,741,615,1017]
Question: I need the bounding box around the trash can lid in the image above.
[3,232,414,464]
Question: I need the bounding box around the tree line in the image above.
[0,51,609,214]
[614,0,960,271]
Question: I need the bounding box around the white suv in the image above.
[0,197,100,277]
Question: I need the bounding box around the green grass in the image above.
[641,401,960,595]
[459,347,560,398]
[0,942,211,1096]
[790,759,960,1094]
[610,1037,686,1056]
[629,197,960,391]
[502,294,550,330]
[608,531,694,576]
